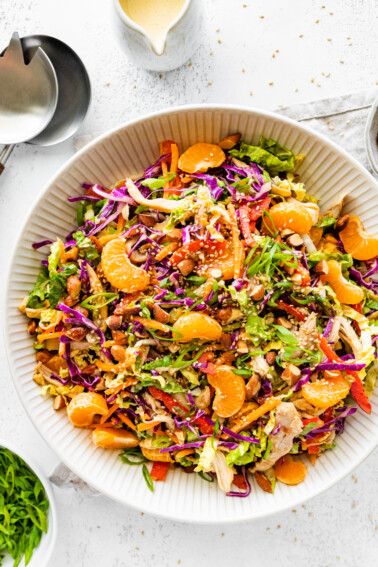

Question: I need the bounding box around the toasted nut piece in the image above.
[111,345,126,362]
[106,314,123,330]
[265,351,277,365]
[216,307,233,323]
[53,395,66,411]
[281,228,295,238]
[73,305,89,318]
[323,369,340,380]
[94,378,106,391]
[67,276,82,300]
[27,320,37,335]
[138,213,157,227]
[165,228,183,241]
[335,214,349,232]
[220,333,232,349]
[88,235,103,253]
[219,133,241,150]
[130,249,149,264]
[65,247,79,261]
[286,233,304,247]
[255,472,273,493]
[66,327,86,341]
[250,284,265,301]
[36,350,53,364]
[282,364,301,386]
[153,304,170,324]
[276,317,292,329]
[177,258,195,276]
[314,260,329,275]
[82,364,97,375]
[245,374,261,400]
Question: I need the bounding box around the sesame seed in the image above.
[340,59,344,63]
[218,39,222,44]
[188,62,192,67]
[269,81,274,85]
[299,34,303,38]
[315,19,319,23]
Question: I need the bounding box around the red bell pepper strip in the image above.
[302,416,324,428]
[318,334,371,414]
[239,198,271,247]
[170,239,227,266]
[249,197,271,221]
[148,387,187,414]
[307,445,320,454]
[351,303,363,335]
[148,387,214,434]
[276,300,306,321]
[239,206,256,247]
[295,261,311,287]
[197,352,216,376]
[150,461,170,481]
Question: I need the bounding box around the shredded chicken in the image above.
[327,315,341,345]
[251,355,270,376]
[212,451,235,493]
[254,402,303,471]
[292,312,318,358]
[339,316,363,358]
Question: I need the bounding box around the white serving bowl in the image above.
[0,439,58,567]
[5,105,378,523]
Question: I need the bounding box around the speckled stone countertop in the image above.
[0,1,377,566]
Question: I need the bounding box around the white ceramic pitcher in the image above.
[112,0,203,72]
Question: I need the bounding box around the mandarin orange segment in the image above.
[339,215,378,260]
[274,455,308,486]
[141,446,173,462]
[178,143,225,174]
[173,312,222,343]
[197,246,236,280]
[207,365,246,418]
[67,392,108,427]
[218,133,241,150]
[302,371,350,409]
[321,259,364,304]
[265,202,313,234]
[101,238,150,293]
[92,426,139,449]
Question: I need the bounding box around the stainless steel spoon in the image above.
[0,34,91,174]
[0,32,58,173]
[365,96,378,176]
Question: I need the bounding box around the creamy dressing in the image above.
[120,0,186,47]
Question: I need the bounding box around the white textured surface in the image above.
[0,0,378,565]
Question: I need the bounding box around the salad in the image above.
[20,134,378,496]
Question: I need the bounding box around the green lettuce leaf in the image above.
[72,230,100,262]
[26,268,49,308]
[230,137,295,172]
[246,313,273,345]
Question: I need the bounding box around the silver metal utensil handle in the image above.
[0,144,15,175]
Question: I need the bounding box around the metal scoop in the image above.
[0,32,58,172]
[0,34,91,174]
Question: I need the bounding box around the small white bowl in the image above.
[0,439,57,567]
